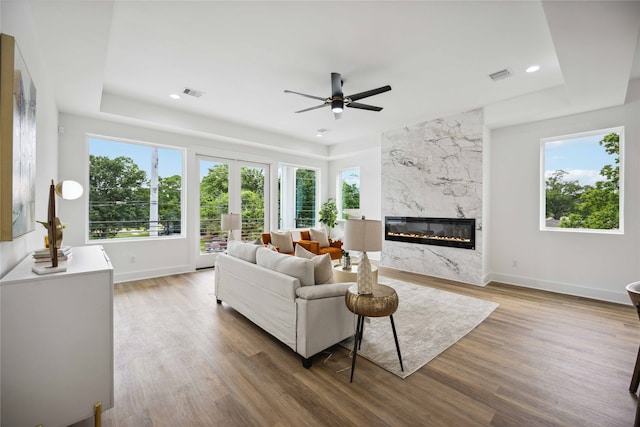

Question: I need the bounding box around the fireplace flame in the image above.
[386,231,471,243]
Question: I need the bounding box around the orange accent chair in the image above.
[261,231,343,260]
[298,230,343,260]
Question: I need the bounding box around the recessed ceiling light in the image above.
[526,65,540,73]
[169,94,181,99]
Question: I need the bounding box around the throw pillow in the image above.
[270,230,295,253]
[295,244,334,285]
[256,247,315,286]
[309,228,330,248]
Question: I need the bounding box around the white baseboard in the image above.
[488,272,629,305]
[114,264,195,284]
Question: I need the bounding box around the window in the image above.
[541,126,623,233]
[278,164,318,229]
[338,168,360,218]
[89,137,184,240]
[198,158,268,256]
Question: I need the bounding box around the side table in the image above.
[333,264,378,283]
[344,284,404,382]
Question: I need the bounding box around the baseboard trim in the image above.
[488,272,629,305]
[114,264,194,283]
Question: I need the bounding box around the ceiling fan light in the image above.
[331,99,343,113]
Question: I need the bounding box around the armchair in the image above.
[260,230,343,260]
[299,230,343,260]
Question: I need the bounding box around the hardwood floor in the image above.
[102,267,639,426]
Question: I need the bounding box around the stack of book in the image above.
[32,246,73,263]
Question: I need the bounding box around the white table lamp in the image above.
[221,213,242,241]
[343,217,382,294]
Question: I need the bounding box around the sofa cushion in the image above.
[270,230,295,254]
[227,240,260,263]
[295,245,334,285]
[256,247,315,286]
[309,228,330,248]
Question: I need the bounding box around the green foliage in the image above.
[342,181,360,209]
[545,132,620,230]
[545,170,584,219]
[319,198,338,229]
[89,155,149,239]
[240,166,265,239]
[295,169,316,228]
[200,163,229,237]
[158,175,182,233]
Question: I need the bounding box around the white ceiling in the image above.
[27,1,640,157]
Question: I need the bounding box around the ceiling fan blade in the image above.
[284,90,326,101]
[331,72,342,97]
[347,102,383,112]
[347,85,392,102]
[294,104,329,113]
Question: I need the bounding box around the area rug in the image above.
[339,277,499,379]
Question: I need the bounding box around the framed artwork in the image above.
[0,34,37,241]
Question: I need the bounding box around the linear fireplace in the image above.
[385,216,476,250]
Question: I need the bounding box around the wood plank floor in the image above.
[101,267,639,426]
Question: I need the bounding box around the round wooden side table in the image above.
[333,264,378,283]
[345,284,404,382]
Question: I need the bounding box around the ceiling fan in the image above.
[284,72,391,120]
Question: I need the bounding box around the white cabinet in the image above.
[1,245,114,427]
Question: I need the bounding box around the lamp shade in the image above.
[221,213,242,230]
[55,180,83,200]
[343,219,382,252]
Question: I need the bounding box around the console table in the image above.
[0,245,114,427]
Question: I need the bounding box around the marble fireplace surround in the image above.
[380,108,484,285]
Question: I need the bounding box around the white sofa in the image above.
[214,241,354,368]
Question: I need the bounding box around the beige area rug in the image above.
[339,277,499,379]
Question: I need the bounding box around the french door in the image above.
[195,155,269,269]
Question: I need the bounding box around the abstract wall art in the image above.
[1,33,37,241]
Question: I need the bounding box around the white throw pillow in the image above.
[256,247,315,286]
[270,230,295,253]
[227,240,260,263]
[295,244,334,285]
[309,228,330,248]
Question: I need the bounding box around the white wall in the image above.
[57,113,329,283]
[488,79,640,304]
[0,2,59,277]
[327,146,382,259]
[0,1,61,420]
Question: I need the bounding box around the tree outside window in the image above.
[278,165,318,229]
[339,168,360,218]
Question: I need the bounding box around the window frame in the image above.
[539,126,624,234]
[277,163,320,230]
[87,134,186,243]
[337,167,361,219]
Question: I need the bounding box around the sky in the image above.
[544,132,617,186]
[89,137,183,178]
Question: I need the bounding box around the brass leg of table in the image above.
[389,314,404,371]
[350,315,365,383]
[95,401,102,427]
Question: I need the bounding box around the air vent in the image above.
[182,87,205,98]
[488,68,511,81]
